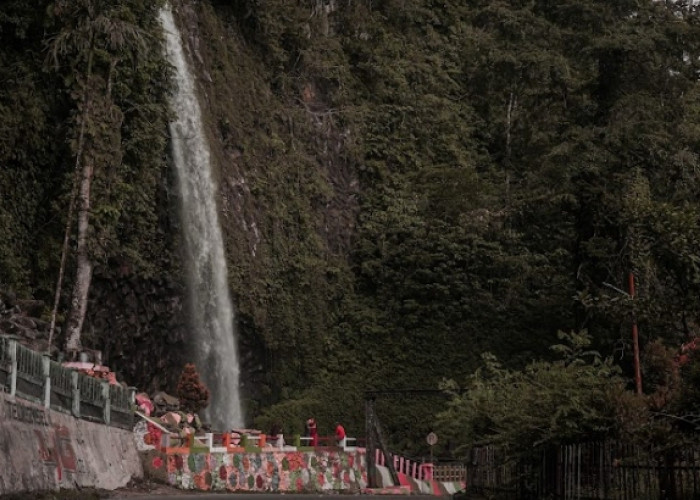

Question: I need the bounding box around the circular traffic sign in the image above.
[426,432,438,446]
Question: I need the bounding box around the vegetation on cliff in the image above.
[2,0,700,455]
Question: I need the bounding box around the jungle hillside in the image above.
[3,0,700,457]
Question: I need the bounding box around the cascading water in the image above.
[159,4,243,429]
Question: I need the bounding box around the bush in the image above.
[176,363,210,414]
[436,331,626,455]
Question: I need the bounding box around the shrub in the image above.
[176,363,210,414]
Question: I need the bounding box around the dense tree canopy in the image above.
[2,0,700,453]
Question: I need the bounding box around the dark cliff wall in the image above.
[0,0,361,420]
[165,0,361,419]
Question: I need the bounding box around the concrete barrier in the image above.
[0,390,142,495]
[372,464,465,495]
[140,447,367,492]
[0,336,135,430]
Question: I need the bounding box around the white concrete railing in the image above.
[299,436,359,449]
[136,413,363,454]
[0,336,135,429]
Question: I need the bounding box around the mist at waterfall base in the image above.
[159,5,244,430]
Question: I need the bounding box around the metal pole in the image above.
[365,398,375,488]
[9,340,17,397]
[629,272,643,395]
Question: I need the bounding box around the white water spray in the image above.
[159,4,243,429]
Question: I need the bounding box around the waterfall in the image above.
[159,4,243,429]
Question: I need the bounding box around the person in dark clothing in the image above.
[269,422,284,448]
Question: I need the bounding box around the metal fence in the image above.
[0,336,135,430]
[433,462,467,482]
[466,441,700,500]
[0,336,10,387]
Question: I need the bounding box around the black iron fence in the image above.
[433,462,468,482]
[0,335,135,429]
[466,441,700,499]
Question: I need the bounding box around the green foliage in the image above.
[436,331,625,454]
[0,2,67,296]
[253,367,367,441]
[206,0,700,450]
[3,0,700,455]
[45,0,171,270]
[0,1,174,299]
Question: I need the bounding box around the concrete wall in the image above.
[141,447,367,492]
[0,391,142,495]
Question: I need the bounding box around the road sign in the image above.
[426,432,438,446]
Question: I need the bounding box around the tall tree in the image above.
[46,0,147,353]
[564,0,700,352]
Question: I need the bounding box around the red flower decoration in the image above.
[146,423,162,447]
[194,473,208,490]
[152,456,163,469]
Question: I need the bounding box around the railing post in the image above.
[420,463,434,480]
[128,386,137,406]
[71,371,80,417]
[8,340,17,397]
[102,382,111,425]
[42,355,51,408]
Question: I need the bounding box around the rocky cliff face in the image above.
[0,273,187,394]
[159,0,360,412]
[0,291,52,354]
[0,0,360,423]
[85,271,188,393]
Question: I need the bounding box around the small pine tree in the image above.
[176,363,210,413]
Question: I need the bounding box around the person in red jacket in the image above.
[334,421,346,448]
[306,417,319,447]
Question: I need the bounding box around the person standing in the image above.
[307,417,319,447]
[269,422,284,449]
[334,421,346,448]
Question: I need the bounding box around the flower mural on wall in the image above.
[144,449,367,493]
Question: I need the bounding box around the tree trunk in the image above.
[47,151,81,355]
[505,91,516,207]
[50,32,95,356]
[47,97,90,355]
[64,160,94,353]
